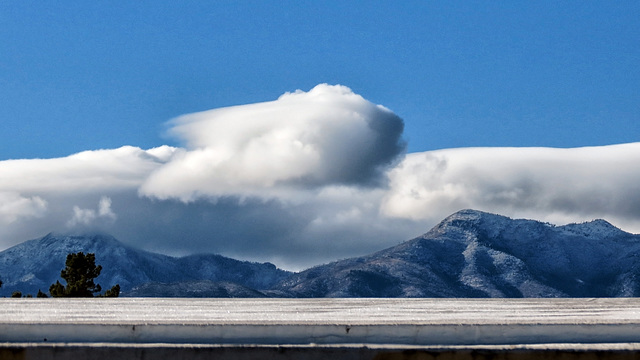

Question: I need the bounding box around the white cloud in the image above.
[0,192,47,225]
[67,196,117,229]
[0,146,179,247]
[382,143,640,232]
[0,145,179,194]
[67,206,98,227]
[0,85,409,268]
[0,83,638,269]
[98,196,116,220]
[140,84,405,202]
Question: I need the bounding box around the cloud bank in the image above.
[0,84,638,269]
[383,143,640,232]
[0,145,179,194]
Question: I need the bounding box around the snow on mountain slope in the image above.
[0,233,290,297]
[275,209,640,297]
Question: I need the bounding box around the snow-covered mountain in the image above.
[0,233,291,297]
[274,209,640,297]
[2,210,640,297]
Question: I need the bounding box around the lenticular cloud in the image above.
[139,84,405,201]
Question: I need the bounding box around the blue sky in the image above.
[1,2,639,269]
[2,2,638,160]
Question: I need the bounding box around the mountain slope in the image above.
[0,233,291,297]
[125,280,268,298]
[274,210,640,297]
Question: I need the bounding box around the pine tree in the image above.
[49,252,119,298]
[49,280,65,297]
[102,284,120,298]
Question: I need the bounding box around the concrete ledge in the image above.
[4,298,640,358]
[4,343,640,360]
[4,298,640,345]
[4,322,640,345]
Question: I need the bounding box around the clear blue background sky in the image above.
[1,1,638,160]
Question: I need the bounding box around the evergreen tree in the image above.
[37,289,48,298]
[11,291,22,298]
[49,252,119,298]
[49,280,65,297]
[102,284,120,298]
[103,284,120,297]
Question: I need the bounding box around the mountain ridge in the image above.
[1,209,639,297]
[0,232,291,297]
[272,209,640,297]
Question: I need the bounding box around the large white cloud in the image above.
[382,143,640,233]
[139,84,405,201]
[0,85,409,269]
[0,84,638,270]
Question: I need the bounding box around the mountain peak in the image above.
[33,232,129,255]
[446,208,487,219]
[427,209,512,238]
[40,231,120,242]
[441,209,511,223]
[558,218,625,238]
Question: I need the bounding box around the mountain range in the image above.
[1,209,639,297]
[0,232,290,297]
